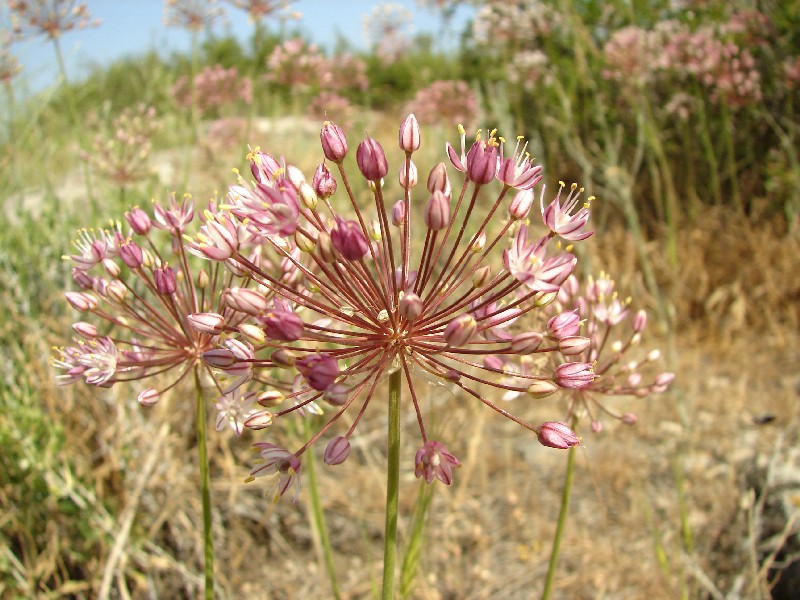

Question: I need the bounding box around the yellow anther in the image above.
[457,123,465,135]
[558,180,565,187]
[570,183,577,190]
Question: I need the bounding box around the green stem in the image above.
[382,369,402,600]
[400,480,436,599]
[541,441,577,600]
[193,367,214,600]
[304,419,341,600]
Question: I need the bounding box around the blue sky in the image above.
[9,0,476,95]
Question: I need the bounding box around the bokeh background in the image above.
[2,1,799,598]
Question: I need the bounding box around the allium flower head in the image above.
[198,117,594,496]
[543,273,675,431]
[9,0,100,40]
[53,192,297,426]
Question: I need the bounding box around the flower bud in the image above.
[257,390,285,407]
[105,280,127,303]
[443,314,477,347]
[244,410,274,430]
[137,388,160,407]
[331,218,369,261]
[471,265,491,289]
[547,310,581,339]
[621,413,638,425]
[509,188,534,220]
[312,163,337,198]
[238,323,266,345]
[72,321,98,339]
[399,292,423,321]
[633,309,647,332]
[591,420,603,433]
[511,331,543,354]
[224,287,268,316]
[153,266,177,295]
[356,137,389,181]
[197,269,209,289]
[526,379,559,398]
[537,422,580,449]
[399,113,421,153]
[323,382,349,406]
[647,349,661,362]
[119,240,144,268]
[534,291,558,307]
[296,353,340,391]
[298,181,317,210]
[125,206,151,235]
[295,228,317,253]
[320,121,348,162]
[65,291,98,312]
[324,436,351,465]
[202,348,236,368]
[270,348,296,367]
[71,267,94,290]
[315,231,337,263]
[470,231,486,253]
[559,336,591,356]
[398,159,418,188]
[426,162,450,194]
[554,362,595,389]
[391,200,406,226]
[188,312,225,335]
[259,309,304,341]
[466,141,498,184]
[424,190,450,231]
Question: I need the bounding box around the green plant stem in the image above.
[382,369,402,600]
[400,480,436,599]
[304,419,341,600]
[193,367,214,600]
[541,442,577,600]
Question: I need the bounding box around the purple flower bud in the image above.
[296,353,339,391]
[356,137,389,181]
[259,309,304,341]
[323,382,349,406]
[72,321,97,339]
[320,121,348,162]
[65,291,98,312]
[399,292,423,320]
[71,267,94,290]
[224,287,268,316]
[512,331,544,354]
[443,314,477,347]
[509,188,534,220]
[331,218,369,261]
[312,163,337,198]
[324,436,351,465]
[426,162,450,195]
[125,207,151,235]
[554,362,595,389]
[466,141,498,184]
[424,190,450,231]
[547,310,581,340]
[203,348,237,368]
[153,266,177,295]
[188,312,226,335]
[537,422,580,449]
[559,336,591,356]
[137,388,160,407]
[391,200,406,226]
[119,240,144,268]
[244,410,274,430]
[399,113,421,153]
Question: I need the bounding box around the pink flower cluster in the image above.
[80,104,160,187]
[8,0,100,40]
[172,64,253,116]
[362,3,414,64]
[405,81,480,130]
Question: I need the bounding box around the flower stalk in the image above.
[541,426,577,600]
[382,368,402,600]
[194,366,215,600]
